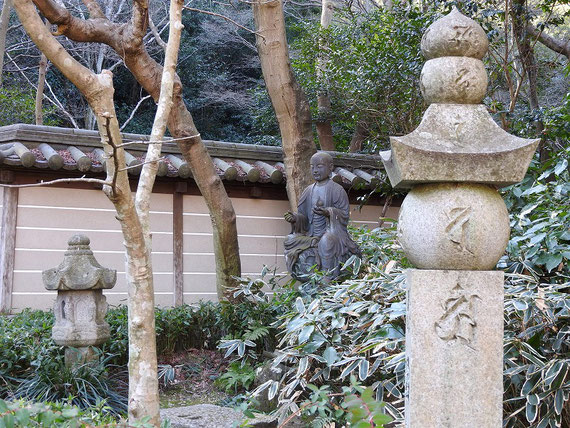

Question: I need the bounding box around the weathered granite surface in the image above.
[52,290,111,347]
[405,269,503,428]
[380,104,539,189]
[397,183,510,270]
[43,235,116,291]
[420,57,487,104]
[421,8,488,60]
[161,405,244,428]
[43,235,116,348]
[160,405,304,428]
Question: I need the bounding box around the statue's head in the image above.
[310,152,334,182]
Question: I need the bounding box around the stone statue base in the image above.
[405,269,503,427]
[65,346,99,369]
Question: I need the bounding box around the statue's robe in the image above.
[284,180,360,279]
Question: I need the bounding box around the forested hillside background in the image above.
[0,0,568,153]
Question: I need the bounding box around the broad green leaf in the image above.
[554,158,568,176]
[298,325,314,344]
[545,254,563,272]
[61,407,79,418]
[268,381,279,401]
[1,414,14,428]
[340,360,360,379]
[297,356,309,376]
[359,359,369,381]
[323,346,338,366]
[526,402,538,423]
[295,297,305,314]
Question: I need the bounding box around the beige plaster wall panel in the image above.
[9,186,388,310]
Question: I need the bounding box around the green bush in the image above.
[0,86,60,127]
[503,154,569,280]
[0,399,117,427]
[291,6,433,152]
[0,398,166,427]
[222,223,569,427]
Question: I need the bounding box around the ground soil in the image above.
[158,349,232,408]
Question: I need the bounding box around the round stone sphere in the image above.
[420,57,488,104]
[397,183,510,270]
[421,8,488,60]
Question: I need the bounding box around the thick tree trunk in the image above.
[252,0,316,209]
[512,1,546,160]
[316,0,334,151]
[0,0,12,86]
[349,121,368,153]
[124,50,241,300]
[31,0,241,301]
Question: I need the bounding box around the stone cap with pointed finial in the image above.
[42,234,117,291]
[380,8,539,189]
[419,8,489,105]
[421,7,489,59]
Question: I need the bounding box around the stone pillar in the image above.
[379,9,539,428]
[43,235,117,367]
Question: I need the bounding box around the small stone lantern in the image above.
[43,234,116,366]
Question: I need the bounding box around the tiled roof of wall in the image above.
[0,124,385,189]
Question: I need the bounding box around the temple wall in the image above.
[9,186,394,311]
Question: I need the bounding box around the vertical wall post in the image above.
[173,182,186,306]
[0,172,18,314]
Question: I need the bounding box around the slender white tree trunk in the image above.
[13,0,185,425]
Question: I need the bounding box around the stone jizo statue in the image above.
[284,152,361,280]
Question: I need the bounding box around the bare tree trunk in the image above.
[512,0,546,160]
[252,0,316,209]
[13,0,184,424]
[31,0,241,301]
[316,0,334,151]
[35,51,47,125]
[0,0,12,86]
[349,121,367,153]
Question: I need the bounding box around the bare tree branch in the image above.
[33,0,121,47]
[526,23,570,60]
[120,94,152,131]
[81,0,106,19]
[148,15,167,50]
[129,0,149,44]
[104,114,120,196]
[0,177,110,188]
[183,5,261,37]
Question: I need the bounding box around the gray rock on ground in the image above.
[160,405,295,428]
[161,405,244,428]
